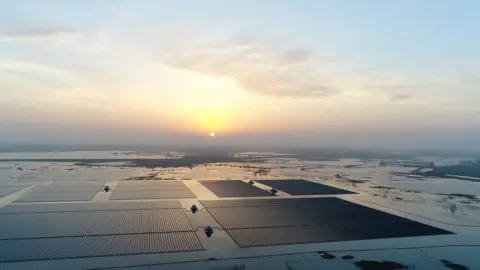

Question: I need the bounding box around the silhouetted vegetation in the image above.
[449,203,458,215]
[441,259,469,270]
[437,193,477,200]
[0,154,263,168]
[354,260,408,270]
[371,186,395,190]
[318,252,336,259]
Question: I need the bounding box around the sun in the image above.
[210,132,215,137]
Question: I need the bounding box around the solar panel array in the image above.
[0,179,453,264]
[0,200,203,262]
[0,200,181,214]
[201,197,452,247]
[0,209,192,240]
[14,182,104,203]
[200,180,271,197]
[0,232,202,262]
[110,181,196,200]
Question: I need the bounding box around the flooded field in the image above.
[1,151,479,223]
[0,150,479,269]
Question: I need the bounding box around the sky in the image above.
[0,0,479,149]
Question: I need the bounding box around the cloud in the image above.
[0,26,120,56]
[160,37,339,98]
[390,94,412,101]
[2,24,465,106]
[0,27,75,42]
[5,27,73,38]
[158,35,435,100]
[0,60,71,77]
[280,49,313,64]
[0,24,435,101]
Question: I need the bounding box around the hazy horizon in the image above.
[1,1,479,149]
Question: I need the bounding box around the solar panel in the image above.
[226,221,451,247]
[200,180,271,197]
[110,190,196,200]
[0,209,192,240]
[30,186,102,193]
[15,192,96,202]
[114,185,190,191]
[0,200,182,214]
[227,226,337,247]
[201,197,345,208]
[203,197,452,247]
[0,232,203,262]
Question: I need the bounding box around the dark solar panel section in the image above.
[329,221,452,242]
[200,198,283,208]
[201,197,350,208]
[228,226,336,247]
[205,203,405,230]
[257,180,356,195]
[227,222,451,247]
[0,200,181,214]
[202,197,452,247]
[0,232,203,262]
[0,209,192,240]
[200,180,271,197]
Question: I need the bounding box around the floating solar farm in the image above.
[0,179,453,264]
[201,197,450,247]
